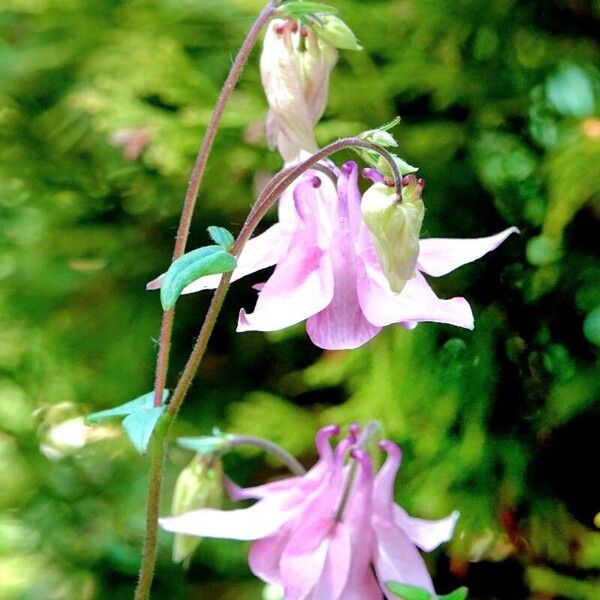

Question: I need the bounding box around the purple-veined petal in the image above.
[159,493,295,541]
[394,506,459,552]
[249,522,295,584]
[280,518,331,600]
[306,163,381,349]
[238,179,336,333]
[373,520,435,597]
[372,441,435,595]
[417,227,519,277]
[309,524,352,600]
[358,265,474,330]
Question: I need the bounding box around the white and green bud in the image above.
[361,176,425,294]
[260,19,337,162]
[171,454,223,567]
[310,15,362,51]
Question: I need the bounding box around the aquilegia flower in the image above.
[160,425,458,599]
[151,161,517,349]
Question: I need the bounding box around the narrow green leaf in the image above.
[279,1,338,18]
[387,582,432,600]
[177,435,230,454]
[438,587,469,600]
[122,406,167,454]
[84,390,169,425]
[160,246,237,310]
[207,226,235,250]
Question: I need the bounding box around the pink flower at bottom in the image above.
[149,162,517,350]
[160,426,459,599]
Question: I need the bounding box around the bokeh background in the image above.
[1,0,599,598]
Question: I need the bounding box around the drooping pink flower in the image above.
[160,425,458,600]
[149,161,517,350]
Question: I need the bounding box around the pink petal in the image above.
[159,494,294,541]
[417,227,519,277]
[249,522,295,585]
[372,441,402,521]
[306,163,381,349]
[280,519,331,600]
[373,520,435,597]
[309,524,352,600]
[394,507,459,552]
[358,266,474,330]
[237,180,335,333]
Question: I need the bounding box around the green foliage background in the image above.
[1,0,599,598]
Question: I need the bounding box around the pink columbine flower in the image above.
[160,425,459,599]
[150,161,517,349]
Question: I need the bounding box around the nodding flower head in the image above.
[260,18,338,162]
[160,424,460,600]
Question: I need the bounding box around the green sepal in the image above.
[207,226,235,250]
[160,246,236,310]
[177,435,230,454]
[377,154,418,177]
[84,390,169,425]
[387,582,432,600]
[278,1,338,19]
[359,117,402,146]
[84,390,170,455]
[438,587,469,600]
[310,14,362,50]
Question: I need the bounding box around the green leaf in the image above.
[278,1,338,18]
[84,390,169,425]
[387,582,432,600]
[177,435,230,454]
[122,406,167,454]
[438,587,469,600]
[207,226,235,250]
[160,246,237,310]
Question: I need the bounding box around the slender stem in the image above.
[152,0,276,409]
[134,4,275,599]
[227,435,307,476]
[133,417,170,600]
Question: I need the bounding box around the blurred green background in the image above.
[1,0,599,598]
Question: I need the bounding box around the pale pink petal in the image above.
[372,441,434,595]
[359,266,474,329]
[249,522,295,584]
[309,524,352,600]
[306,163,381,349]
[417,227,519,277]
[280,519,331,600]
[238,179,335,332]
[159,494,294,541]
[394,507,459,552]
[223,475,300,501]
[373,520,435,597]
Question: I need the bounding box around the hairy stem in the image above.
[135,4,275,599]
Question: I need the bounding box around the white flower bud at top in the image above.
[171,454,223,567]
[310,15,363,51]
[260,19,337,162]
[361,176,425,294]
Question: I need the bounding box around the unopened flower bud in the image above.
[361,176,425,294]
[171,454,223,567]
[310,15,363,51]
[260,19,337,162]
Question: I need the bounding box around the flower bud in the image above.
[171,454,223,566]
[361,176,425,294]
[310,15,363,51]
[260,19,337,162]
